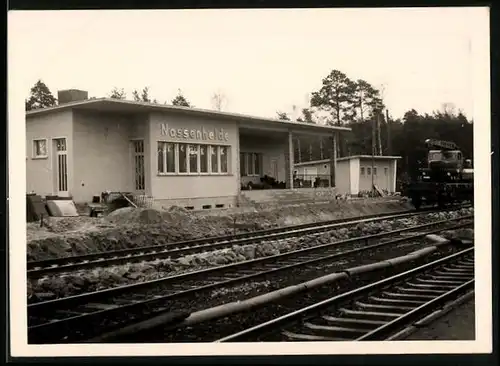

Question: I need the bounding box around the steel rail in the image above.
[28,217,472,344]
[27,205,471,277]
[215,247,474,342]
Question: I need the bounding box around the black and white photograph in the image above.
[8,6,492,358]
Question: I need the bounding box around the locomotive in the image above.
[406,138,474,209]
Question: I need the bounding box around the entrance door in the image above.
[54,138,68,196]
[132,140,145,192]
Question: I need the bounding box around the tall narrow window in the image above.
[166,143,175,173]
[254,153,261,175]
[200,145,208,173]
[384,167,388,176]
[211,146,218,173]
[360,167,365,175]
[220,146,228,173]
[157,143,165,173]
[240,152,247,176]
[178,143,188,173]
[373,167,377,175]
[189,144,199,173]
[367,167,371,175]
[247,153,254,175]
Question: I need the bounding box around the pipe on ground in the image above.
[86,239,460,343]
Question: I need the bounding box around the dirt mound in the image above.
[105,206,195,226]
[27,200,468,263]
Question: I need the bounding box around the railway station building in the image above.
[26,90,350,210]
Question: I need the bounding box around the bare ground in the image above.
[404,298,476,340]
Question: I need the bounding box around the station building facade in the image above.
[26,91,350,209]
[294,155,401,196]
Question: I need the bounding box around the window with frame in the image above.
[360,167,365,175]
[179,143,188,173]
[33,139,48,158]
[220,146,228,173]
[211,146,219,173]
[384,167,388,176]
[240,152,262,176]
[189,144,199,173]
[367,167,371,175]
[158,142,177,173]
[157,142,230,175]
[200,145,208,173]
[373,167,377,175]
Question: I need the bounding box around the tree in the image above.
[132,87,152,102]
[352,79,384,123]
[296,108,315,123]
[211,90,228,111]
[310,69,356,126]
[441,102,457,116]
[109,87,126,99]
[25,80,57,111]
[171,89,192,107]
[276,111,291,121]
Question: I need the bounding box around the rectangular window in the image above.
[166,143,175,173]
[158,142,176,173]
[367,167,371,175]
[373,167,377,175]
[360,167,365,175]
[189,144,199,173]
[33,139,48,158]
[240,152,247,176]
[200,145,208,173]
[247,153,254,175]
[384,167,388,176]
[254,153,261,175]
[211,145,219,173]
[157,142,230,176]
[240,152,262,176]
[178,143,188,173]
[220,146,228,173]
[157,143,165,173]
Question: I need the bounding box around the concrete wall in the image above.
[239,134,287,187]
[149,112,239,209]
[26,110,74,198]
[72,110,149,203]
[358,158,395,193]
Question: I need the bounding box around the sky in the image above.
[9,7,487,120]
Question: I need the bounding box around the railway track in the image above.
[27,205,471,278]
[27,215,472,344]
[216,248,474,342]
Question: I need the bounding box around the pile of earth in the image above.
[26,200,407,262]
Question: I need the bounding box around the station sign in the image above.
[160,123,229,142]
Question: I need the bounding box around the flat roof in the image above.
[26,98,351,134]
[295,155,402,166]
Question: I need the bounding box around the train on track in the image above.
[405,138,474,210]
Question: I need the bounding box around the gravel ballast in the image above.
[114,247,466,343]
[27,208,473,301]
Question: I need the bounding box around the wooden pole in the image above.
[386,109,392,155]
[371,117,376,194]
[377,112,382,156]
[330,132,337,188]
